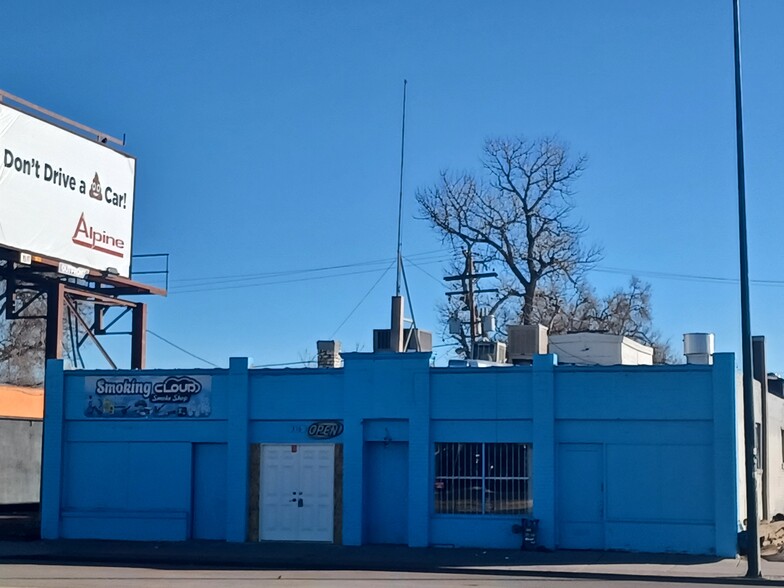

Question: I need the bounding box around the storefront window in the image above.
[434,442,532,515]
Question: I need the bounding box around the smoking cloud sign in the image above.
[84,375,211,418]
[0,102,135,277]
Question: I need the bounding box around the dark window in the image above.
[755,423,763,470]
[434,442,532,515]
[780,429,784,467]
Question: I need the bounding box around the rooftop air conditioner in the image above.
[373,328,433,352]
[507,324,548,364]
[472,340,507,363]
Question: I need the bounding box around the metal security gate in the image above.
[434,442,531,515]
[259,444,334,542]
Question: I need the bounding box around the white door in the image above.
[297,445,335,541]
[260,444,334,542]
[260,445,300,540]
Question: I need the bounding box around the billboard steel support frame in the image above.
[63,295,117,369]
[0,248,163,370]
[45,283,64,361]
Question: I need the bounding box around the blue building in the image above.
[41,351,741,555]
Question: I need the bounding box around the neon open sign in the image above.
[307,421,343,439]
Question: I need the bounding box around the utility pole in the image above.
[464,250,479,346]
[445,249,497,358]
[730,0,761,577]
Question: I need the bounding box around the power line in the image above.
[168,249,448,287]
[153,242,784,294]
[594,265,784,287]
[147,329,221,368]
[251,359,316,368]
[171,258,391,286]
[171,266,391,295]
[403,255,447,286]
[170,257,784,295]
[330,262,395,338]
[170,253,450,295]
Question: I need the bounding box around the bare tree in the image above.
[417,136,601,326]
[419,136,673,363]
[0,283,93,386]
[0,288,47,386]
[530,276,675,362]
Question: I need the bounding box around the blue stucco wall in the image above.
[41,351,738,556]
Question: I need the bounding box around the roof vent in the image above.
[683,333,714,365]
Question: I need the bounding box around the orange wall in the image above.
[0,385,43,420]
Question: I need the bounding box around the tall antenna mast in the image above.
[395,79,407,297]
[390,79,421,353]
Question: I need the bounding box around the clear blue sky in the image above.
[3,0,784,370]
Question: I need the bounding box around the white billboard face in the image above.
[0,103,135,277]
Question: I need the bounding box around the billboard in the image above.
[0,103,135,277]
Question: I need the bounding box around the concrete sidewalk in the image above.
[1,540,784,584]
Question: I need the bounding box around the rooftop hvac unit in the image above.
[507,324,549,364]
[549,333,653,366]
[373,328,433,352]
[472,340,507,363]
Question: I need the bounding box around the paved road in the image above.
[0,563,779,588]
[2,538,783,588]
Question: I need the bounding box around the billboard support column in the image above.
[131,303,147,369]
[45,283,64,360]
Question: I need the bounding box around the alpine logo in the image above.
[72,213,125,258]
